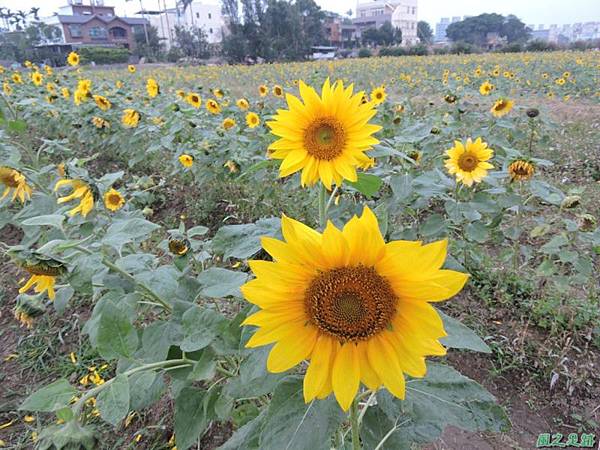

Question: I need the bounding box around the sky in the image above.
[1,0,599,27]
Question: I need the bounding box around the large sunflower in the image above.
[241,207,468,411]
[445,138,494,187]
[266,79,381,189]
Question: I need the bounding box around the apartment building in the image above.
[353,0,419,46]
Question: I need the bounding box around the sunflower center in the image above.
[495,101,507,111]
[108,194,121,205]
[0,169,19,187]
[304,117,346,161]
[457,152,479,172]
[304,266,397,343]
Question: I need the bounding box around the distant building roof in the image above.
[55,14,148,25]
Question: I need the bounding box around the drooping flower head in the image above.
[0,166,32,203]
[206,99,221,114]
[266,79,381,189]
[10,250,67,301]
[236,98,250,110]
[93,95,111,111]
[445,138,494,187]
[508,159,535,182]
[490,98,514,118]
[54,179,95,217]
[122,109,140,128]
[241,207,468,411]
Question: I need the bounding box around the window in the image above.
[196,12,199,18]
[68,24,82,38]
[89,26,108,39]
[209,28,213,34]
[110,26,127,39]
[412,7,416,15]
[208,13,212,19]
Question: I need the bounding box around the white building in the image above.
[137,1,224,48]
[354,0,418,46]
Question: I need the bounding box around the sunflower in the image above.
[224,160,240,173]
[55,179,95,217]
[122,109,140,128]
[445,138,494,187]
[31,71,43,86]
[93,95,111,111]
[555,78,566,86]
[490,98,514,118]
[246,112,260,128]
[266,79,381,189]
[479,81,494,96]
[508,160,535,182]
[176,89,186,99]
[222,117,236,130]
[128,65,136,73]
[77,79,92,94]
[103,188,125,211]
[146,78,160,98]
[67,51,80,66]
[444,94,457,104]
[12,72,23,84]
[206,99,221,114]
[179,154,194,168]
[370,86,386,105]
[3,82,12,96]
[168,237,189,256]
[213,88,224,98]
[259,84,268,97]
[272,85,284,97]
[0,166,32,203]
[236,98,250,110]
[44,65,53,76]
[19,275,57,300]
[186,92,201,108]
[241,207,468,411]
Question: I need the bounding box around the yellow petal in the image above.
[266,325,318,372]
[331,342,360,411]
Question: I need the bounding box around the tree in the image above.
[446,13,530,46]
[417,20,433,44]
[134,24,164,60]
[25,22,61,45]
[173,25,210,59]
[361,21,401,46]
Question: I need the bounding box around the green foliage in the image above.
[446,13,530,46]
[20,379,77,412]
[173,25,211,60]
[417,20,433,44]
[358,48,372,58]
[79,46,130,65]
[362,21,402,46]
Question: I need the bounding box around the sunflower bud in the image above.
[444,94,457,104]
[430,127,441,135]
[526,108,539,118]
[561,195,581,209]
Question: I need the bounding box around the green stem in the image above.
[318,182,327,229]
[72,358,191,416]
[512,182,523,272]
[350,398,361,450]
[0,93,17,120]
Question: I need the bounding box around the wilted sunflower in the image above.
[67,51,80,66]
[490,98,514,118]
[445,138,494,187]
[266,79,381,189]
[91,116,110,129]
[444,94,457,104]
[55,179,95,217]
[103,188,125,211]
[222,117,236,130]
[370,86,386,105]
[206,99,221,114]
[479,81,494,96]
[241,207,468,411]
[179,154,194,168]
[508,160,535,182]
[272,85,284,97]
[122,109,140,128]
[3,82,12,96]
[236,98,250,110]
[59,87,69,99]
[246,112,260,128]
[224,160,240,173]
[31,71,43,86]
[12,251,67,301]
[0,166,32,203]
[213,88,224,98]
[93,95,111,111]
[128,65,136,73]
[146,78,160,98]
[186,92,202,108]
[259,84,268,97]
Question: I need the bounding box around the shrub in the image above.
[525,40,559,52]
[406,44,429,56]
[358,48,372,58]
[497,42,523,53]
[449,41,478,54]
[378,47,406,57]
[433,46,449,55]
[79,47,130,65]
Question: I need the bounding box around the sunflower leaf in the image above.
[438,310,491,353]
[346,173,383,198]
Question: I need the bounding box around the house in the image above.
[323,12,357,48]
[137,1,225,49]
[42,0,149,50]
[353,0,418,46]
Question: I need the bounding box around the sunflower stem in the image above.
[318,182,328,229]
[350,397,362,450]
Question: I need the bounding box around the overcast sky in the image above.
[1,0,599,27]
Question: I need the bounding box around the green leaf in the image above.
[540,234,569,254]
[20,379,77,412]
[420,214,447,237]
[389,173,413,203]
[181,306,227,352]
[465,222,489,243]
[21,214,65,229]
[97,374,130,426]
[218,411,265,450]
[438,310,491,353]
[96,302,138,360]
[55,407,74,422]
[141,321,183,363]
[8,119,27,133]
[129,372,166,411]
[259,377,345,450]
[224,347,285,398]
[188,348,216,381]
[102,218,161,252]
[197,267,248,298]
[134,266,180,301]
[361,363,509,448]
[211,218,281,260]
[346,173,383,198]
[188,225,209,237]
[53,286,74,315]
[174,387,210,450]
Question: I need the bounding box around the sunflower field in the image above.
[0,50,599,449]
